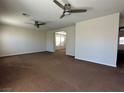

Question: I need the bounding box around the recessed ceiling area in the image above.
[0,0,124,30]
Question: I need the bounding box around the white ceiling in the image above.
[0,0,124,30]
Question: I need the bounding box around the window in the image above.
[119,37,124,45]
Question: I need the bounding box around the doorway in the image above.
[117,27,124,68]
[55,31,66,53]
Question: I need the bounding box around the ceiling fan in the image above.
[53,0,87,19]
[34,20,46,28]
[22,13,46,29]
[26,20,46,29]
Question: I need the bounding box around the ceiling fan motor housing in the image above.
[65,4,71,11]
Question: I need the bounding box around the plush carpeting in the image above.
[0,51,124,92]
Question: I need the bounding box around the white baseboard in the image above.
[0,50,46,57]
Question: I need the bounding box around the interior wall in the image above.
[75,13,120,67]
[66,26,75,56]
[0,25,46,57]
[46,31,55,52]
[46,25,75,56]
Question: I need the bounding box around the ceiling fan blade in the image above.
[70,9,87,13]
[39,22,46,25]
[60,14,65,19]
[53,0,64,9]
[36,25,40,29]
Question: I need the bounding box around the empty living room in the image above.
[0,0,124,92]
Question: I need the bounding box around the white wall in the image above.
[0,25,46,57]
[46,25,75,56]
[46,31,55,52]
[66,26,75,56]
[75,13,120,67]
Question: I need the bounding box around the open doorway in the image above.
[117,27,124,68]
[55,31,66,54]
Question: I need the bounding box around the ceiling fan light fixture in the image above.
[64,11,70,15]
